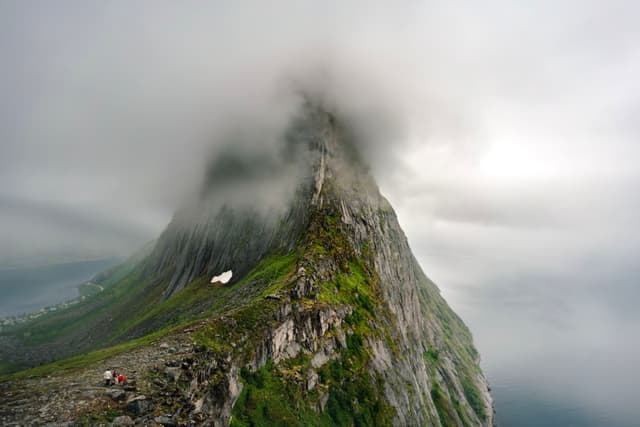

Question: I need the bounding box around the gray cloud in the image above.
[0,1,427,259]
[1,1,640,423]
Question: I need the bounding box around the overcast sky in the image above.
[1,1,639,423]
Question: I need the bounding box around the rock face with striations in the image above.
[0,104,492,426]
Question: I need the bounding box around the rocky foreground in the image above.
[0,327,199,426]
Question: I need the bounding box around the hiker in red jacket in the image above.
[117,373,127,385]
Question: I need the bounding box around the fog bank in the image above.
[2,2,640,424]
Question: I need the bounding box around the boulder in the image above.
[111,415,134,426]
[164,367,181,382]
[307,370,319,391]
[80,388,102,399]
[106,388,126,401]
[154,415,177,426]
[164,366,182,383]
[126,395,153,416]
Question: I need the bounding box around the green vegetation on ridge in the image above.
[229,204,397,426]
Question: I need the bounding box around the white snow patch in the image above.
[211,270,233,284]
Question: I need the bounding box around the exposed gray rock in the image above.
[106,388,126,401]
[306,370,318,391]
[79,388,102,399]
[154,415,177,426]
[126,395,153,416]
[111,415,134,426]
[311,347,332,369]
[164,367,181,382]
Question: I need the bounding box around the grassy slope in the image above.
[2,200,486,426]
[0,328,168,382]
[0,253,297,382]
[0,249,292,374]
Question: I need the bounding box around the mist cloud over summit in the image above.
[4,0,637,249]
[0,1,431,263]
[1,1,640,423]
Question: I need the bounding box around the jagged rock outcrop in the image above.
[0,103,492,426]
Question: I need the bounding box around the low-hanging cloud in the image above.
[0,1,440,264]
[2,1,640,424]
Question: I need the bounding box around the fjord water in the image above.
[0,258,119,317]
[460,302,640,427]
[488,372,633,427]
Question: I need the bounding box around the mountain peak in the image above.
[1,105,492,426]
[148,105,377,299]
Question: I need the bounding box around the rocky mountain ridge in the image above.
[0,105,492,426]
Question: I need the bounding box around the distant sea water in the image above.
[0,258,119,317]
[488,370,635,427]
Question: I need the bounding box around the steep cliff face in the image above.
[301,112,493,426]
[0,105,492,426]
